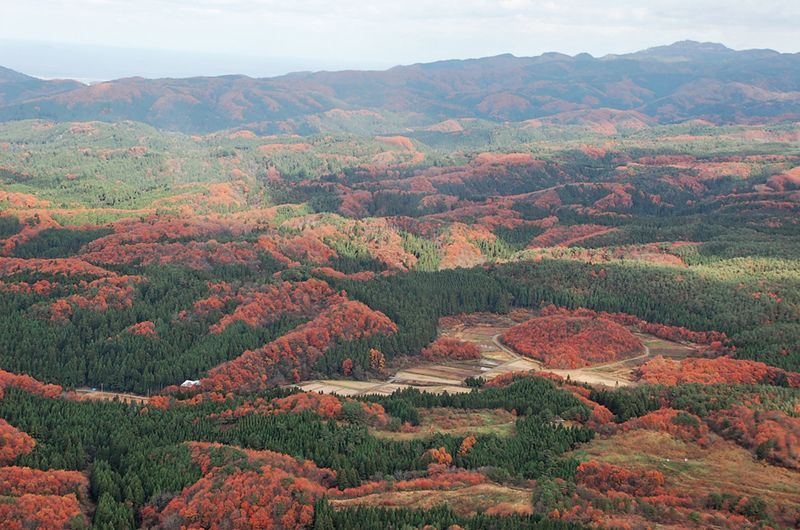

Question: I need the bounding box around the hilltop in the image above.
[0,41,799,133]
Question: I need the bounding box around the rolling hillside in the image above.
[1,41,799,133]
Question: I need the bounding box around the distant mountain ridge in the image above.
[1,41,798,133]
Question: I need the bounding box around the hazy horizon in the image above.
[2,38,798,84]
[2,0,799,82]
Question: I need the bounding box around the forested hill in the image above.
[1,40,799,133]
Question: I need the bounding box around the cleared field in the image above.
[330,483,533,517]
[299,311,702,396]
[372,408,516,440]
[641,335,698,358]
[574,430,800,514]
[70,388,148,405]
[299,380,393,396]
[298,379,470,396]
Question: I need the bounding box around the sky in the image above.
[1,0,799,81]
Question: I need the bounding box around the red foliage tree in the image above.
[0,369,62,400]
[707,405,800,469]
[618,408,710,445]
[576,460,665,497]
[635,356,800,387]
[503,315,643,368]
[420,337,481,361]
[152,442,336,530]
[213,392,390,427]
[125,320,157,337]
[0,419,36,465]
[369,348,386,372]
[0,466,87,496]
[424,447,453,466]
[200,300,397,393]
[458,435,476,456]
[201,279,337,334]
[0,493,87,529]
[341,358,354,376]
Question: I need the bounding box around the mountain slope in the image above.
[1,41,799,133]
[0,66,83,106]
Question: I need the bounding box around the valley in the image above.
[300,312,701,397]
[0,41,798,529]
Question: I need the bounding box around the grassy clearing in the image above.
[330,483,533,517]
[372,407,516,441]
[573,430,800,512]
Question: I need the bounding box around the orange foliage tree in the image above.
[0,493,87,530]
[458,436,477,457]
[420,337,481,361]
[707,405,800,469]
[0,466,87,496]
[196,279,338,334]
[149,442,336,530]
[125,320,157,337]
[635,356,800,387]
[200,300,397,393]
[502,315,643,368]
[618,408,710,445]
[0,369,62,400]
[368,348,386,372]
[213,392,390,427]
[576,460,665,497]
[540,305,729,350]
[424,447,453,466]
[0,419,36,465]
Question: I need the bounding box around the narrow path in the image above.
[490,334,521,361]
[583,343,651,371]
[489,333,652,387]
[71,388,149,404]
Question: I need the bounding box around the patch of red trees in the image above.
[212,392,389,426]
[0,369,62,400]
[0,466,87,496]
[155,465,322,528]
[200,300,397,393]
[183,279,339,334]
[311,267,375,281]
[420,337,481,361]
[81,240,263,270]
[147,442,335,529]
[618,408,710,446]
[540,305,730,350]
[0,279,57,295]
[0,419,36,465]
[185,442,336,484]
[48,275,143,321]
[502,315,643,368]
[125,320,157,337]
[577,460,666,497]
[333,469,486,499]
[530,224,614,248]
[82,216,249,251]
[635,356,800,387]
[707,405,800,470]
[0,257,115,278]
[0,493,87,530]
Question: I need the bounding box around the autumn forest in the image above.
[0,42,799,530]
